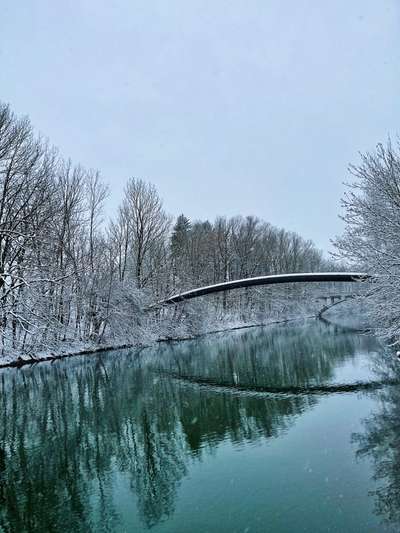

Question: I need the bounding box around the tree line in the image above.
[0,101,333,357]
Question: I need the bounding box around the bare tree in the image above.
[122,178,170,289]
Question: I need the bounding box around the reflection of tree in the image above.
[156,321,377,454]
[352,352,400,528]
[157,320,375,389]
[0,322,380,531]
[0,356,189,532]
[131,408,187,528]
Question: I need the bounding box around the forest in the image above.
[0,101,343,362]
[6,100,400,362]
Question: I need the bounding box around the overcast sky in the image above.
[1,0,399,252]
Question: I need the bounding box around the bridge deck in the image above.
[153,272,369,306]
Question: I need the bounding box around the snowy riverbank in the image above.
[0,315,313,370]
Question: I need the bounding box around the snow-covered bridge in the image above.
[152,272,369,307]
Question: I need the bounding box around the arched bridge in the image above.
[153,272,369,307]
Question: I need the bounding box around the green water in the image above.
[1,319,400,532]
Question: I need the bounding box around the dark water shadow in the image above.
[159,369,399,397]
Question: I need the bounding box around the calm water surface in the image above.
[1,319,400,532]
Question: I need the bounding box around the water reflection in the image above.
[0,320,389,532]
[157,323,389,395]
[353,351,400,528]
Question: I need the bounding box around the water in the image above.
[1,319,400,532]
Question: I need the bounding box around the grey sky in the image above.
[1,0,399,252]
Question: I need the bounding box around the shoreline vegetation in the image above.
[0,314,317,370]
[2,296,364,370]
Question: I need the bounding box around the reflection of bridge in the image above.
[153,272,369,307]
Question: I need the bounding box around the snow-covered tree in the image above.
[334,140,400,341]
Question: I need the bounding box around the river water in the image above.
[1,319,400,532]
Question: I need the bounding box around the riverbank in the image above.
[0,315,314,370]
